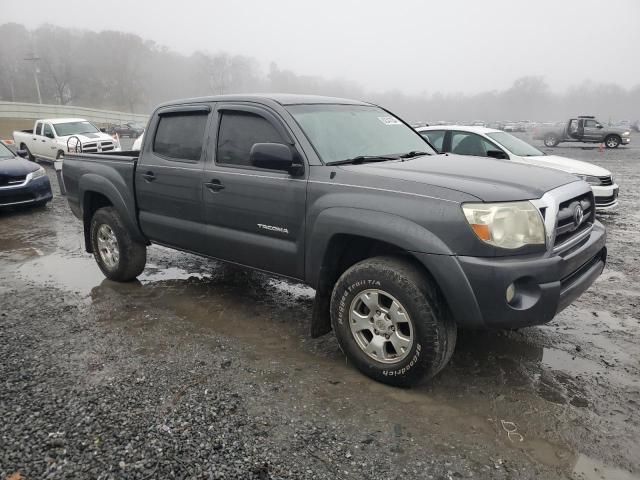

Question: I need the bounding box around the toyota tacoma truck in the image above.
[533,116,631,148]
[13,118,121,162]
[63,94,607,386]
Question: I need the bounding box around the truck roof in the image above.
[38,118,89,124]
[155,93,371,109]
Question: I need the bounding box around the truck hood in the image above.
[340,153,579,202]
[57,132,114,142]
[512,154,611,177]
[0,157,40,175]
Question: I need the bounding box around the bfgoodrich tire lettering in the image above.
[330,256,456,387]
[90,206,146,281]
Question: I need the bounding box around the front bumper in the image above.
[592,184,619,210]
[622,136,631,144]
[416,222,606,329]
[0,175,53,207]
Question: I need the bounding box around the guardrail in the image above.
[0,101,149,125]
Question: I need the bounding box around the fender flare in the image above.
[306,207,452,288]
[79,173,147,251]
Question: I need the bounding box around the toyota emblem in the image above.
[573,204,584,227]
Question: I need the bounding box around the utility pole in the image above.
[24,55,43,104]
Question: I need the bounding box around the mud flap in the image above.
[310,268,332,338]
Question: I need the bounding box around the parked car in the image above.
[417,125,619,211]
[532,116,631,148]
[13,118,121,162]
[63,94,606,386]
[131,131,145,151]
[109,122,145,138]
[0,141,52,209]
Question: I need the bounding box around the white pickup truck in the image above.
[13,118,121,162]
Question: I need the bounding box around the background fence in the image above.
[0,102,149,138]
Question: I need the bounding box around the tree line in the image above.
[0,23,638,123]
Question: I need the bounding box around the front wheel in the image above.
[544,134,559,147]
[90,207,146,281]
[605,135,621,148]
[330,256,456,387]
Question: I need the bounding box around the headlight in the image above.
[30,166,46,180]
[577,174,601,186]
[462,201,545,249]
[623,131,630,136]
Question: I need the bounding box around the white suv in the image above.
[417,125,619,211]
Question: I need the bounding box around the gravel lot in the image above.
[1,134,639,479]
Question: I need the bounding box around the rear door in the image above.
[32,121,45,156]
[135,104,212,252]
[201,103,307,279]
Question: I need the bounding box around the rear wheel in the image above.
[605,135,621,149]
[90,207,146,281]
[544,134,559,147]
[330,256,456,387]
[21,144,35,161]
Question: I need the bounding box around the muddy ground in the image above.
[1,135,639,479]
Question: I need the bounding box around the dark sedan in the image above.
[0,142,53,208]
[109,122,144,138]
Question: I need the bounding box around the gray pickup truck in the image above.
[63,94,607,386]
[533,116,631,148]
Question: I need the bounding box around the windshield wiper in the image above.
[326,155,399,166]
[399,150,431,159]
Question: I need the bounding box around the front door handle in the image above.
[204,179,225,192]
[141,171,156,182]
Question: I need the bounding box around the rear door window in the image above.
[35,122,43,135]
[216,111,284,167]
[451,132,497,157]
[153,112,209,161]
[420,130,445,152]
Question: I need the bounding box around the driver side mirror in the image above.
[45,133,55,139]
[250,143,303,175]
[16,149,28,158]
[487,149,509,160]
[596,124,603,129]
[100,128,107,133]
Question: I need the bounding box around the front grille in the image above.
[599,175,613,186]
[0,192,34,205]
[0,174,27,187]
[82,140,115,153]
[560,249,605,291]
[554,191,594,247]
[595,194,617,206]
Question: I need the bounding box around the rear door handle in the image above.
[141,171,156,182]
[204,179,225,192]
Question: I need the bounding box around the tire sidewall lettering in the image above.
[337,279,381,326]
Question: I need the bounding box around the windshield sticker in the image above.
[378,116,402,125]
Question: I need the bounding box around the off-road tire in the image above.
[90,207,146,281]
[330,256,456,387]
[544,134,559,147]
[605,135,621,149]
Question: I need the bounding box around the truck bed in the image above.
[62,151,139,228]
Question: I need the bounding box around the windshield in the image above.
[0,142,15,158]
[287,104,434,164]
[53,121,100,136]
[486,131,543,157]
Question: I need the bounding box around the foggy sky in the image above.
[4,0,640,95]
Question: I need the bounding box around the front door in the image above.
[582,119,603,142]
[135,105,211,252]
[202,104,307,279]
